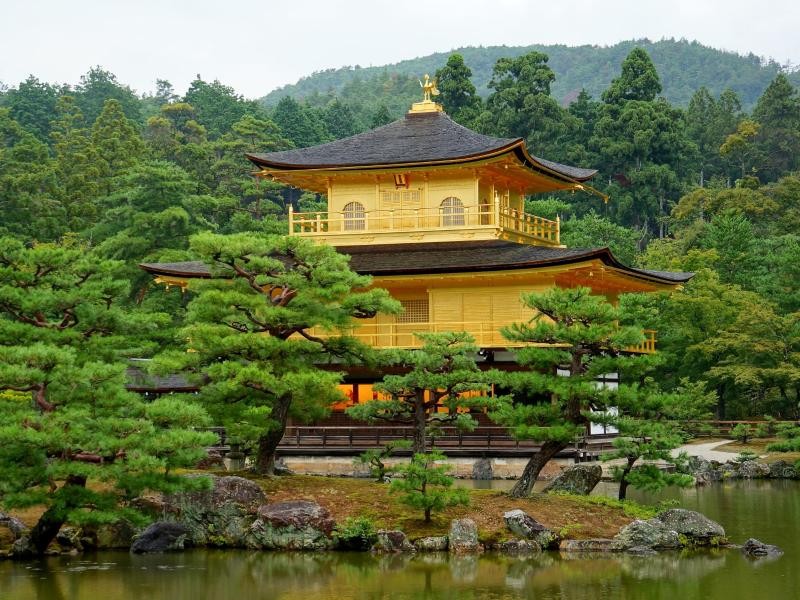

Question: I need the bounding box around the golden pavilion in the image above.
[139,89,691,413]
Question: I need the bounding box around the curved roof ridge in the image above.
[247,111,596,182]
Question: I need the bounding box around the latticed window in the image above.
[397,299,429,324]
[440,196,465,226]
[343,201,366,231]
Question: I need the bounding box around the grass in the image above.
[715,438,800,463]
[256,474,637,542]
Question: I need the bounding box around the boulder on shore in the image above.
[503,509,559,549]
[372,530,415,553]
[612,519,681,551]
[543,464,602,495]
[131,522,192,554]
[768,460,798,480]
[742,538,783,558]
[414,536,449,552]
[160,475,267,547]
[655,509,726,544]
[449,519,481,554]
[612,509,727,552]
[247,500,335,550]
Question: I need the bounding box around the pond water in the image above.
[1,480,797,600]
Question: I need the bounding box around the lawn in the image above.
[255,474,642,543]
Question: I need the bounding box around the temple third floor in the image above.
[288,171,562,247]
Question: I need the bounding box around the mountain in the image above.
[261,38,800,111]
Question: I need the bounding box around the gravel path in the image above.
[672,439,735,462]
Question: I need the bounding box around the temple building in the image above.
[139,84,691,428]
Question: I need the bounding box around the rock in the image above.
[162,475,267,547]
[449,518,480,554]
[196,449,225,470]
[247,500,335,550]
[414,536,449,552]
[131,522,192,554]
[273,458,294,476]
[560,538,615,553]
[81,520,137,549]
[735,461,771,479]
[611,519,681,551]
[166,475,266,514]
[742,538,783,558]
[472,458,493,480]
[768,460,798,479]
[655,509,726,545]
[0,512,28,555]
[0,512,28,539]
[543,464,602,495]
[687,457,723,484]
[56,526,84,552]
[497,539,541,554]
[503,509,559,549]
[372,530,415,553]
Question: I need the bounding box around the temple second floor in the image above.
[140,241,692,353]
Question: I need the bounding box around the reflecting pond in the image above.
[2,480,797,600]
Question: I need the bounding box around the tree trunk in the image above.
[412,392,427,454]
[618,457,637,500]
[27,474,87,556]
[509,440,568,498]
[254,396,292,475]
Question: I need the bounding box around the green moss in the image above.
[548,492,660,520]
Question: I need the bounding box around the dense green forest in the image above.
[1,44,799,426]
[262,39,800,111]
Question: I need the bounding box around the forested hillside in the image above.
[262,39,800,111]
[2,44,800,421]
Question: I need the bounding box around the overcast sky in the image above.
[2,0,798,99]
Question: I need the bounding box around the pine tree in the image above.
[435,54,481,125]
[602,380,715,499]
[370,104,393,128]
[0,237,215,556]
[602,48,663,104]
[50,95,102,228]
[91,99,145,190]
[156,233,399,474]
[752,74,800,181]
[347,332,496,453]
[389,451,469,522]
[490,287,648,497]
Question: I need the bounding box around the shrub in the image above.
[354,439,412,482]
[389,450,469,522]
[730,423,752,443]
[334,516,378,551]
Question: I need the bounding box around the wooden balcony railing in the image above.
[288,204,560,245]
[309,322,657,354]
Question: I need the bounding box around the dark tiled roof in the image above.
[138,241,693,285]
[140,261,212,277]
[247,112,597,182]
[126,361,200,392]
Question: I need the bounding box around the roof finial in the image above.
[409,74,444,114]
[419,74,440,102]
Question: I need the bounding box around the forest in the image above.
[1,44,799,426]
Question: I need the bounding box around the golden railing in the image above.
[288,204,560,245]
[309,322,656,354]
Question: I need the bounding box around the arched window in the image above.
[440,197,465,226]
[343,201,366,231]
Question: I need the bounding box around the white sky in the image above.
[2,0,798,99]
